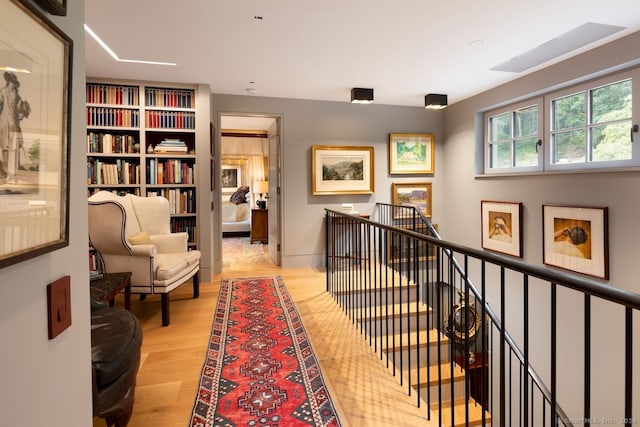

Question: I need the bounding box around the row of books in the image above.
[145,87,194,109]
[146,188,196,215]
[153,138,188,153]
[87,84,139,106]
[145,110,195,129]
[88,107,140,128]
[87,159,140,185]
[87,133,138,154]
[147,158,195,185]
[170,217,197,244]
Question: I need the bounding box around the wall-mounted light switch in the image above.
[47,276,71,339]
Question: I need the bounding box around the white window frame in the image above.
[544,68,640,171]
[484,97,543,173]
[483,66,640,174]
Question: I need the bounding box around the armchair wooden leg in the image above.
[193,272,200,299]
[161,293,169,326]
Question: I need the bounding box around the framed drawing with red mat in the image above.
[189,276,342,426]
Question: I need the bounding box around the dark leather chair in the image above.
[91,299,142,427]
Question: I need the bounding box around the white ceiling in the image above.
[85,0,640,109]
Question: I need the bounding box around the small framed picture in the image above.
[389,133,435,175]
[221,165,241,193]
[311,145,374,195]
[542,204,609,279]
[481,201,523,257]
[391,182,432,217]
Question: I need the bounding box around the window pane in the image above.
[553,129,586,163]
[591,79,632,124]
[490,141,511,168]
[591,121,632,161]
[514,105,538,137]
[514,137,539,167]
[553,93,586,130]
[489,113,510,142]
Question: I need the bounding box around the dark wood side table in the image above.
[90,272,132,310]
[251,208,268,244]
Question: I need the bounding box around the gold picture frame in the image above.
[389,133,435,174]
[391,182,432,218]
[311,145,374,195]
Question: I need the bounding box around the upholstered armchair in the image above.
[88,191,200,326]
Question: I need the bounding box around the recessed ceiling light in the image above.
[468,39,487,48]
[84,24,176,66]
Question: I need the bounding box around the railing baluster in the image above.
[585,294,591,427]
[501,266,506,427]
[625,307,633,427]
[524,274,530,427]
[551,283,557,427]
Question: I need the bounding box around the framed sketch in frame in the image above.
[221,165,241,193]
[389,133,435,175]
[481,201,523,257]
[542,204,609,279]
[33,0,66,16]
[0,0,72,268]
[391,182,432,218]
[311,145,374,195]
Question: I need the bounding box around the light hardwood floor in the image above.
[94,238,435,426]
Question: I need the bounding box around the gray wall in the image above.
[442,31,640,422]
[212,95,444,267]
[0,0,92,425]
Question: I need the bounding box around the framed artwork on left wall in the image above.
[0,0,72,268]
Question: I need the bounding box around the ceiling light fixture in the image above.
[425,93,447,109]
[351,88,374,104]
[84,24,177,67]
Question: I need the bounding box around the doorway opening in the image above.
[219,114,281,270]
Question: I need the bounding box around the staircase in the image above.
[325,204,640,427]
[338,269,491,426]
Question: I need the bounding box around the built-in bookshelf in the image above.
[86,80,204,249]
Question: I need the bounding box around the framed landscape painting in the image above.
[542,204,609,279]
[0,0,72,268]
[391,182,432,217]
[481,201,523,257]
[311,145,374,195]
[389,133,435,175]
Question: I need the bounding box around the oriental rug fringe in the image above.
[189,276,342,427]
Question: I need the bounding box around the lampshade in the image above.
[425,93,448,109]
[253,180,268,195]
[351,88,374,104]
[0,50,32,74]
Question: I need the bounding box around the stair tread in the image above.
[333,281,417,294]
[356,302,432,320]
[430,397,492,427]
[407,362,466,387]
[381,329,448,351]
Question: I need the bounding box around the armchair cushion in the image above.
[127,231,153,245]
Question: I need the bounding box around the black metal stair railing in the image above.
[325,204,640,427]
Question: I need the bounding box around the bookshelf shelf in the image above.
[86,80,210,251]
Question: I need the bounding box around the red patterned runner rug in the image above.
[189,276,342,427]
